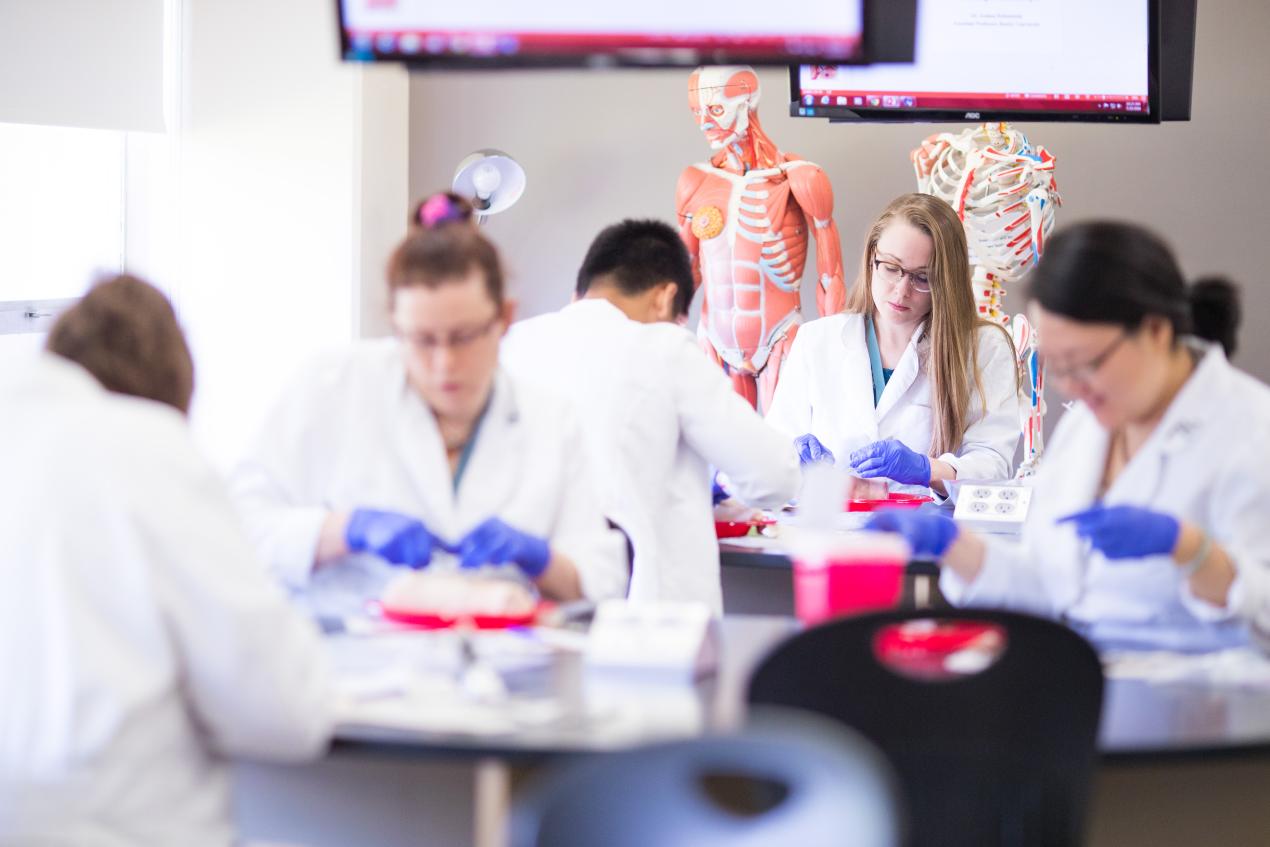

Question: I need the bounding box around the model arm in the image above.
[761,326,814,438]
[788,163,845,315]
[911,133,951,190]
[675,166,708,298]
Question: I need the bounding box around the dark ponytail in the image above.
[1188,276,1241,357]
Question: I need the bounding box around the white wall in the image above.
[401,0,1270,383]
[176,0,408,469]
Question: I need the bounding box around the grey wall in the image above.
[403,0,1270,381]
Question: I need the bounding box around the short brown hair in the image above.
[386,225,505,306]
[46,274,195,415]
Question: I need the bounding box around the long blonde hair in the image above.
[844,193,1015,457]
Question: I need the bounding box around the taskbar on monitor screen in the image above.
[793,90,1154,122]
[343,30,864,65]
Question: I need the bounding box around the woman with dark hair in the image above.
[231,200,628,616]
[868,221,1270,652]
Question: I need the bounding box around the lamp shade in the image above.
[452,149,526,217]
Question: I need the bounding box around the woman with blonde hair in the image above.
[766,193,1020,495]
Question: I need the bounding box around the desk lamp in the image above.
[451,149,525,225]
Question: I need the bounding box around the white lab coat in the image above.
[0,355,332,847]
[942,342,1270,652]
[502,300,801,613]
[765,312,1022,490]
[231,338,628,616]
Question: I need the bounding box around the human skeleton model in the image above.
[676,66,845,411]
[912,123,1060,473]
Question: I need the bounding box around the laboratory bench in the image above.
[234,615,1270,847]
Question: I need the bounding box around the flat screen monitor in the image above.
[337,0,869,68]
[791,0,1159,123]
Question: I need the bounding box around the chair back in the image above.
[511,711,901,847]
[747,609,1104,847]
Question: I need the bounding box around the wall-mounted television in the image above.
[791,0,1160,124]
[337,0,879,69]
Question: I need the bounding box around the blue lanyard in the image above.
[865,314,890,408]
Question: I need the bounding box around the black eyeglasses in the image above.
[873,258,931,294]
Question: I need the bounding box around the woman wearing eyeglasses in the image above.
[230,197,628,616]
[766,193,1021,497]
[870,221,1270,652]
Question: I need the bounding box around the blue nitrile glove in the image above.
[1057,504,1180,559]
[457,517,552,578]
[795,433,835,466]
[849,439,932,486]
[865,510,959,559]
[345,508,439,569]
[712,473,730,505]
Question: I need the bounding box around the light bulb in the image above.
[471,162,501,199]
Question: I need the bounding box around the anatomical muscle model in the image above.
[676,66,844,411]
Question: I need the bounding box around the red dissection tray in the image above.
[715,517,777,538]
[375,600,551,630]
[845,492,934,512]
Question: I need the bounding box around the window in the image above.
[0,122,126,303]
